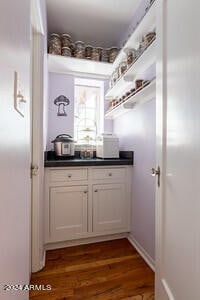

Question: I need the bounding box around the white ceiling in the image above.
[46,0,141,48]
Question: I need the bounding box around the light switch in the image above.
[14,71,26,117]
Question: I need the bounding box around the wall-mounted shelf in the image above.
[105,79,156,120]
[48,54,113,79]
[105,40,156,99]
[112,0,156,71]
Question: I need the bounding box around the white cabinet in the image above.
[45,165,132,245]
[49,186,88,241]
[93,183,128,232]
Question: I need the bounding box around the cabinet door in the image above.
[49,186,88,241]
[93,183,128,233]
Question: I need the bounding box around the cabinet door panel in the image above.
[93,183,128,232]
[49,186,88,241]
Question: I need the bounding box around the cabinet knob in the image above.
[108,173,112,176]
[84,190,88,194]
[68,174,72,178]
[94,189,98,192]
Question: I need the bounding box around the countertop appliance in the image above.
[96,133,119,158]
[51,134,75,157]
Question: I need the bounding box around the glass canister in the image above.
[109,47,119,63]
[119,60,127,77]
[124,48,137,66]
[91,48,100,61]
[113,68,120,84]
[80,143,94,159]
[101,49,109,62]
[61,47,72,57]
[97,47,103,60]
[70,42,75,56]
[135,79,143,89]
[61,33,72,48]
[85,45,93,59]
[75,41,85,59]
[49,33,61,55]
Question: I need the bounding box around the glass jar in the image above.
[97,47,103,60]
[113,68,119,84]
[135,79,143,89]
[61,47,72,57]
[85,45,93,59]
[109,47,119,63]
[91,48,100,61]
[61,33,72,48]
[124,48,137,66]
[101,49,109,62]
[75,41,85,59]
[49,33,61,55]
[119,61,127,77]
[80,144,94,159]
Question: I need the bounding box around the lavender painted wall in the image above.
[48,72,75,150]
[113,99,156,260]
[47,73,112,149]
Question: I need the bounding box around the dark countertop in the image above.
[44,151,134,167]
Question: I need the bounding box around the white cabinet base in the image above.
[45,232,128,250]
[45,166,132,246]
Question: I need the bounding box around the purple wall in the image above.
[47,73,112,150]
[48,72,75,150]
[113,99,156,260]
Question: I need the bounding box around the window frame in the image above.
[74,78,104,145]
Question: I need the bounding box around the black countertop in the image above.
[44,151,134,167]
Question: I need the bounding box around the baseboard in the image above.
[128,234,155,272]
[45,233,128,250]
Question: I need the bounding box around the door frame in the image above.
[31,0,45,273]
[155,0,169,298]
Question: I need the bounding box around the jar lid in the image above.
[62,33,72,38]
[75,40,85,45]
[50,33,60,38]
[62,47,71,50]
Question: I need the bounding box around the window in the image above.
[74,78,104,145]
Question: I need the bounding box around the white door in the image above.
[156,1,200,299]
[93,183,128,232]
[50,186,88,241]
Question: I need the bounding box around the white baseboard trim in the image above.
[45,233,128,250]
[128,234,155,272]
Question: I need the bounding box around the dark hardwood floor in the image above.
[30,238,154,300]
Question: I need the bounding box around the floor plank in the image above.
[30,238,154,300]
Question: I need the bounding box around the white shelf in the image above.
[105,40,156,99]
[112,1,156,71]
[48,54,113,79]
[105,79,156,120]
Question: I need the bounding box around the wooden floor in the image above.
[30,238,154,300]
